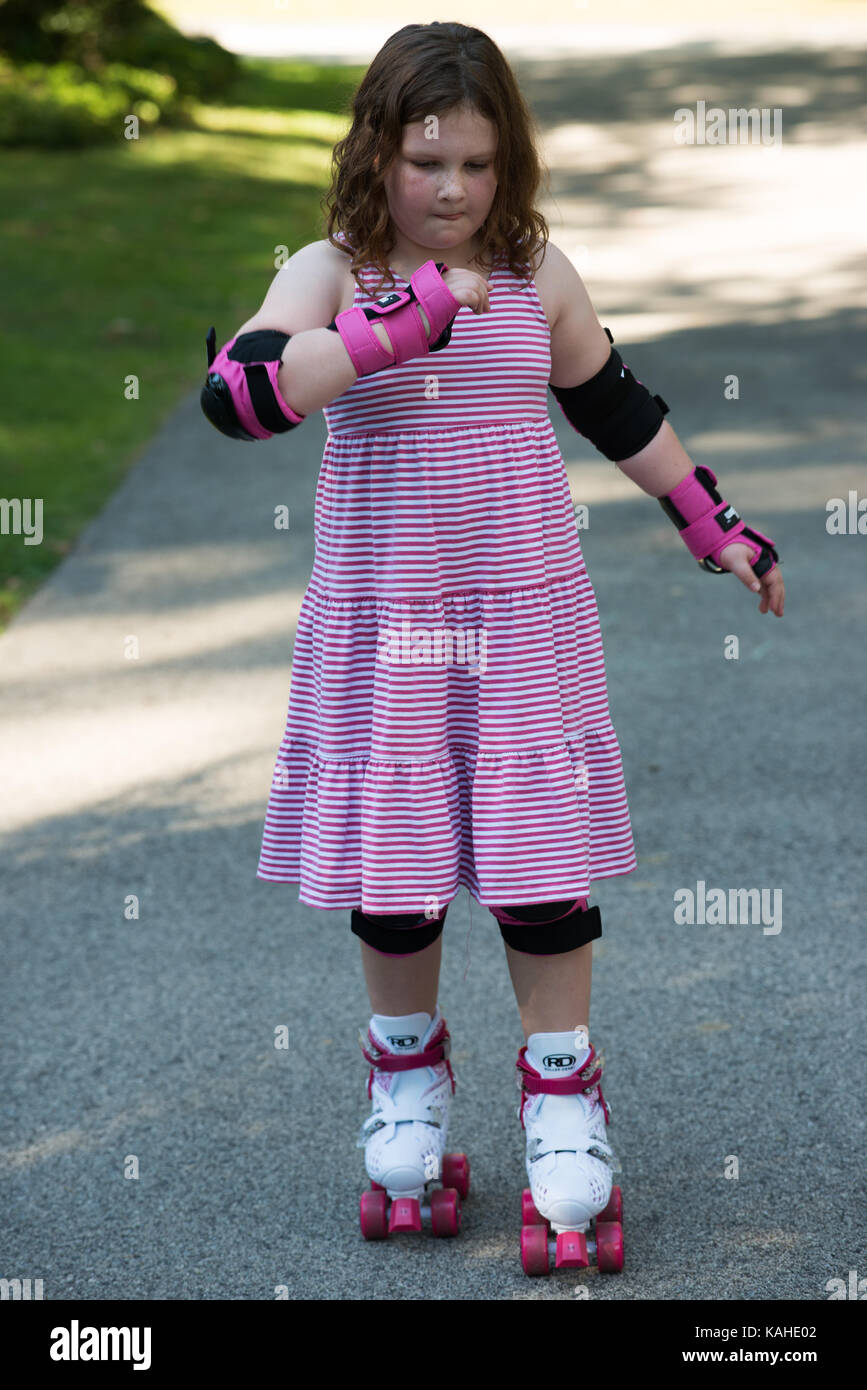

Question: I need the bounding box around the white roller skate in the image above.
[357,1006,470,1240]
[516,1027,624,1276]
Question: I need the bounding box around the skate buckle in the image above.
[515,1043,610,1126]
[360,1023,455,1097]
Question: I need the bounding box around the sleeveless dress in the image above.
[255,249,638,912]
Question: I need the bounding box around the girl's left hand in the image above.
[717,541,785,616]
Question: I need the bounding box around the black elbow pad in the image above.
[549,328,670,462]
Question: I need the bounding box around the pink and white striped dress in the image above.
[256,250,638,912]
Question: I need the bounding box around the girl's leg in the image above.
[359,934,443,1016]
[504,940,593,1042]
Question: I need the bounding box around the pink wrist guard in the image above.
[328,260,462,376]
[659,465,779,578]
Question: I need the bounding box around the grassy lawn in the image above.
[0,58,362,634]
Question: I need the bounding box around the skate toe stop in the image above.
[554,1231,590,1268]
[388,1197,423,1233]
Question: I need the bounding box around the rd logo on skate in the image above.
[543,1054,576,1069]
[387,1035,419,1048]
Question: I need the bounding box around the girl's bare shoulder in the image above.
[527,240,571,331]
[320,236,365,315]
[235,239,348,337]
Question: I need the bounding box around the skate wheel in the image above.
[598,1185,622,1225]
[521,1188,547,1227]
[359,1189,388,1240]
[430,1187,461,1237]
[521,1222,551,1276]
[442,1152,470,1200]
[596,1220,624,1273]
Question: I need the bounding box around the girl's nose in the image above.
[438,172,464,197]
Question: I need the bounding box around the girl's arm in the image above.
[232,241,398,416]
[235,246,482,416]
[546,243,784,614]
[203,253,472,439]
[547,242,738,492]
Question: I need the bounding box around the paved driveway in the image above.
[2,29,865,1300]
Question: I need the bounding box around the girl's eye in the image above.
[411,161,489,170]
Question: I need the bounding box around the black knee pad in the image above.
[492,898,601,955]
[351,904,448,956]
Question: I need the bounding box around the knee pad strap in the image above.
[492,898,602,954]
[351,905,447,956]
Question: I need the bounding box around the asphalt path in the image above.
[1,33,865,1302]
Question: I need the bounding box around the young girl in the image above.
[202,21,784,1269]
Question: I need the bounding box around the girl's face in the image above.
[382,106,499,263]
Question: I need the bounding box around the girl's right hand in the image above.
[440,267,491,315]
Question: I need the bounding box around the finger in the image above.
[769,572,784,616]
[761,570,784,616]
[731,560,761,593]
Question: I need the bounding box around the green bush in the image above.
[100,25,240,103]
[0,1,240,147]
[0,55,187,147]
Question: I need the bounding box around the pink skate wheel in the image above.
[521,1223,551,1276]
[598,1186,622,1224]
[359,1189,388,1240]
[430,1187,461,1237]
[596,1220,624,1273]
[442,1152,470,1200]
[555,1230,589,1269]
[522,1188,547,1227]
[388,1196,422,1234]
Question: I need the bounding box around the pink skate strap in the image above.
[361,1019,456,1096]
[207,335,305,439]
[335,260,461,376]
[516,1043,610,1125]
[661,465,778,577]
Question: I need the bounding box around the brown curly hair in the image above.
[321,21,551,299]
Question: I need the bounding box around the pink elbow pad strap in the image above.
[327,260,462,377]
[659,464,780,578]
[201,326,305,441]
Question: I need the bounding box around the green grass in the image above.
[0,58,363,633]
